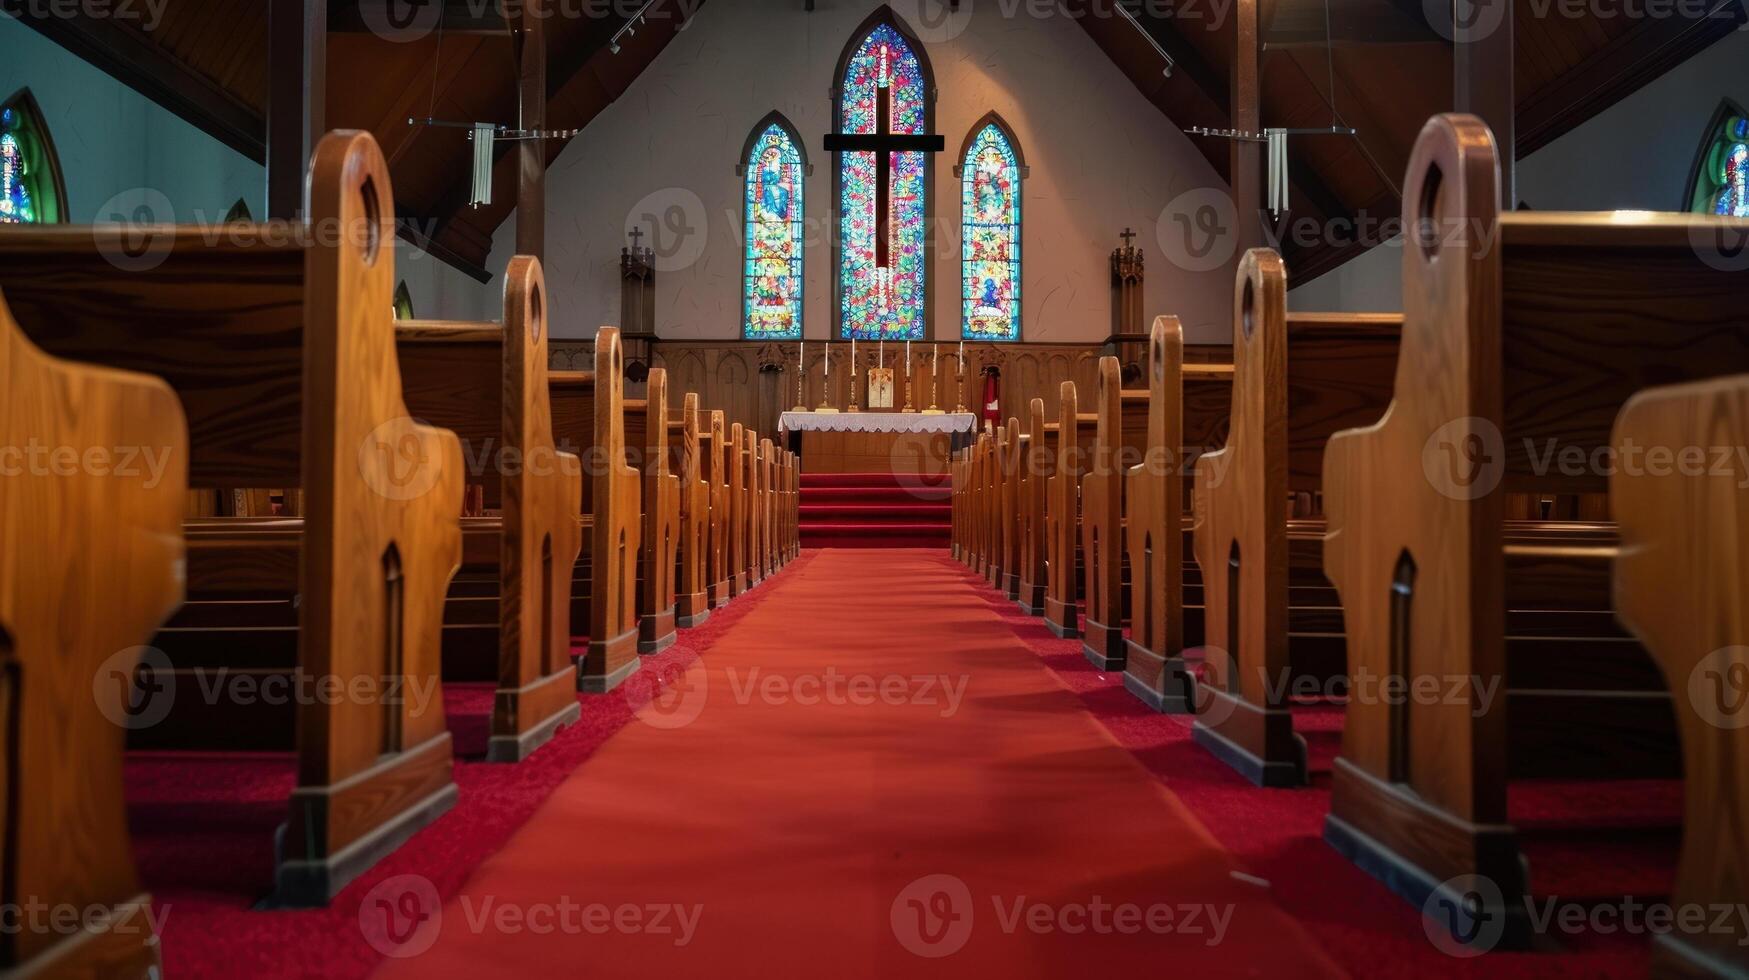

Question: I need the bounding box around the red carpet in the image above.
[373,549,1341,979]
[124,562,797,979]
[800,472,950,548]
[970,567,1673,978]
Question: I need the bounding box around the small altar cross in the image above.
[1120,227,1137,248]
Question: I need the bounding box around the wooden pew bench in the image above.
[549,332,642,693]
[622,373,680,653]
[0,131,464,905]
[1321,112,1749,942]
[1080,358,1152,669]
[1043,395,1100,637]
[0,282,187,975]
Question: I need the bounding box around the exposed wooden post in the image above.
[1453,0,1515,205]
[515,0,547,260]
[1231,0,1262,251]
[267,0,325,219]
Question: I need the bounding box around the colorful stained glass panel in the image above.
[837,22,927,341]
[742,122,805,340]
[1693,112,1749,218]
[960,123,1020,342]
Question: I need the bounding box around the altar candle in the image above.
[879,340,884,369]
[851,337,856,367]
[958,339,965,369]
[799,340,804,367]
[825,340,830,376]
[933,343,939,373]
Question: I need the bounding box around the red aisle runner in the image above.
[373,549,1342,979]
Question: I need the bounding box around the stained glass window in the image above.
[836,16,930,340]
[959,119,1022,342]
[1691,103,1749,217]
[0,89,64,225]
[741,115,806,340]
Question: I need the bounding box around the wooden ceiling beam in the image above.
[327,0,512,36]
[3,6,265,161]
[1517,1,1745,157]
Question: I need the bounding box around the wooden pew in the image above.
[1,292,186,975]
[992,418,1022,598]
[0,131,465,904]
[1613,375,1749,971]
[1192,250,1402,786]
[1081,357,1151,669]
[393,256,583,762]
[758,437,775,581]
[1016,399,1053,612]
[1322,113,1749,938]
[1043,388,1099,636]
[705,411,732,606]
[625,370,679,653]
[549,329,643,693]
[672,393,711,627]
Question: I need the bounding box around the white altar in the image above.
[780,412,977,475]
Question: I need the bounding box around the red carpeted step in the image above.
[799,471,948,490]
[800,503,950,524]
[800,525,950,548]
[798,471,952,547]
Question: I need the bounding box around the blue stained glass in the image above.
[742,122,805,340]
[1694,111,1749,217]
[837,21,928,341]
[0,109,37,225]
[960,123,1020,342]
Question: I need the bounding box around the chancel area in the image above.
[3,0,1749,976]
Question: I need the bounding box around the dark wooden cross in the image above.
[627,226,645,250]
[1120,227,1137,248]
[823,58,945,274]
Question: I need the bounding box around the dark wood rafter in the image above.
[1,3,265,159]
[1517,1,1747,157]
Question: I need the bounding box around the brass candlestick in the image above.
[954,355,969,414]
[816,353,838,413]
[921,354,945,414]
[791,350,806,413]
[848,347,861,413]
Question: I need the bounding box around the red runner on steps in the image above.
[374,549,1340,978]
[799,472,950,548]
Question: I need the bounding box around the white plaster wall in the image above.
[0,15,492,322]
[1288,25,1749,311]
[489,0,1238,343]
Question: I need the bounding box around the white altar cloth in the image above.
[778,411,978,434]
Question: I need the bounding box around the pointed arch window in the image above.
[1688,99,1749,217]
[834,8,934,340]
[957,114,1025,342]
[0,89,66,225]
[393,281,415,321]
[740,112,809,341]
[224,197,253,223]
